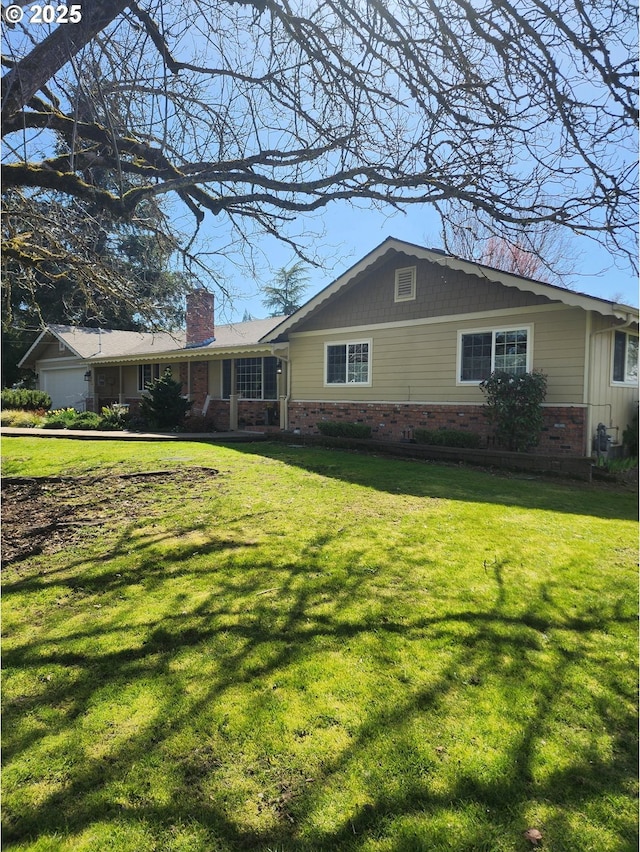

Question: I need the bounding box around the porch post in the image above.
[279,395,288,430]
[278,361,288,430]
[229,358,238,430]
[118,365,124,404]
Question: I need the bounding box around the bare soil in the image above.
[1,468,219,566]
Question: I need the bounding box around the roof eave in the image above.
[88,341,277,365]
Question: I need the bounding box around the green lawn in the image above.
[2,437,637,852]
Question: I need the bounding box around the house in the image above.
[19,237,638,456]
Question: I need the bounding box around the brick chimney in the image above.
[186,289,215,347]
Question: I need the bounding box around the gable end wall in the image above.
[297,255,553,332]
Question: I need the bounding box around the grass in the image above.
[1,437,638,852]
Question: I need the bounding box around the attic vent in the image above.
[394,266,416,302]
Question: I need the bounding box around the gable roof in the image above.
[20,317,287,368]
[19,325,183,368]
[262,237,638,341]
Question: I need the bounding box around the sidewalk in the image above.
[0,427,268,443]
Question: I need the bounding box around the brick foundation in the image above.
[287,401,587,456]
[207,400,280,431]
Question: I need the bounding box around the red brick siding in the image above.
[190,362,208,410]
[207,400,280,431]
[287,401,587,455]
[186,290,215,345]
[176,362,209,410]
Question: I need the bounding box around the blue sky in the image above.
[220,200,638,324]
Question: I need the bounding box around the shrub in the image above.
[185,414,218,433]
[622,409,638,457]
[316,421,372,439]
[43,408,79,429]
[480,370,548,452]
[0,410,45,428]
[1,389,51,411]
[413,428,481,448]
[139,369,192,430]
[99,404,130,431]
[66,411,103,430]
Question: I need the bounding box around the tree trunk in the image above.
[1,0,128,125]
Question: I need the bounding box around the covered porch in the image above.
[86,343,290,432]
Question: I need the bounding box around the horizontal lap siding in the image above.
[589,314,638,436]
[531,308,586,403]
[290,306,587,404]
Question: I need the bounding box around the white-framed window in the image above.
[222,357,278,399]
[394,266,416,302]
[458,326,531,383]
[138,363,162,391]
[325,340,371,385]
[612,330,639,385]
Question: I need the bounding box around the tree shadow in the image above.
[2,455,637,851]
[227,441,638,521]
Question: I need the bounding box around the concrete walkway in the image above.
[0,427,268,443]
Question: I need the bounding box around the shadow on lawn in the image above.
[228,441,638,522]
[3,502,637,852]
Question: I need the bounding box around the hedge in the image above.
[413,428,481,448]
[316,421,372,439]
[1,389,52,411]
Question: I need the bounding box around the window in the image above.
[222,357,278,399]
[394,266,416,302]
[612,330,639,384]
[325,341,371,385]
[459,328,529,382]
[138,363,162,391]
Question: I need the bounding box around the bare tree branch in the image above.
[1,0,637,303]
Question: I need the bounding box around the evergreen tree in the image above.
[139,369,192,430]
[261,263,310,317]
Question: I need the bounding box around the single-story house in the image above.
[19,237,639,456]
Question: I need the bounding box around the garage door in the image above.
[40,368,88,410]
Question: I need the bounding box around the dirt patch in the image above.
[1,467,219,566]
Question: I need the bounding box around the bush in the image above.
[413,428,481,448]
[99,404,130,431]
[43,408,79,429]
[316,421,372,439]
[480,370,548,452]
[622,409,638,457]
[0,410,45,428]
[185,414,218,433]
[42,408,103,430]
[66,411,103,430]
[139,369,192,430]
[1,389,51,411]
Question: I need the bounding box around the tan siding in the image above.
[290,305,588,405]
[119,361,184,397]
[588,314,639,443]
[122,365,140,397]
